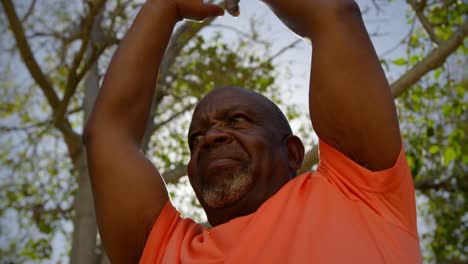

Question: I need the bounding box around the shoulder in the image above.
[140,201,203,262]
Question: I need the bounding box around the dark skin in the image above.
[84,0,401,262]
[187,86,304,226]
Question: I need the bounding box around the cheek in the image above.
[249,136,283,168]
[248,134,273,153]
[240,136,272,169]
[187,159,209,205]
[187,159,198,186]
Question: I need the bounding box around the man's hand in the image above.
[259,0,356,38]
[166,0,225,21]
[226,0,240,16]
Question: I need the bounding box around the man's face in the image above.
[187,87,292,225]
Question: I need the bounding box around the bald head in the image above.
[192,86,292,139]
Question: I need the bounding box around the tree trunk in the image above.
[70,151,97,264]
[70,16,103,264]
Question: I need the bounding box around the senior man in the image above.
[84,0,422,263]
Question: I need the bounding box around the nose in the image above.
[203,128,233,148]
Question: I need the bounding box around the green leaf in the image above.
[434,69,441,79]
[462,154,468,164]
[429,145,440,154]
[392,58,407,66]
[443,147,456,166]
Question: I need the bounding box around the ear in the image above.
[285,135,305,173]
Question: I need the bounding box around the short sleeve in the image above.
[140,201,205,263]
[140,202,178,263]
[316,139,419,238]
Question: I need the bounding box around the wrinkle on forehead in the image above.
[190,87,270,128]
[198,86,266,112]
[188,85,292,138]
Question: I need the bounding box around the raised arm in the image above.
[263,1,401,171]
[83,0,224,262]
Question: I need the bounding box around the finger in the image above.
[225,0,240,16]
[185,3,224,21]
[200,3,225,18]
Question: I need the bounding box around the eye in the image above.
[230,113,248,125]
[190,133,203,149]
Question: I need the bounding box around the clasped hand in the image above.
[166,0,356,38]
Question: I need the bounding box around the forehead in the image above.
[189,88,274,129]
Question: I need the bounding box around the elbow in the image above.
[82,124,92,147]
[82,117,98,146]
[83,116,136,147]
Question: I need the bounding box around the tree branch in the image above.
[152,103,196,132]
[31,204,73,217]
[162,164,188,184]
[370,0,382,14]
[158,18,218,88]
[76,39,112,84]
[142,103,196,154]
[414,178,451,192]
[270,39,302,61]
[20,0,37,23]
[57,0,107,122]
[209,23,269,45]
[380,18,417,57]
[0,107,83,133]
[141,18,219,151]
[0,120,51,132]
[391,20,468,97]
[2,0,82,158]
[1,0,60,109]
[406,0,442,45]
[297,144,320,175]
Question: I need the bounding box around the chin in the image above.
[201,170,254,209]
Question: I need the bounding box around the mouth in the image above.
[207,158,241,170]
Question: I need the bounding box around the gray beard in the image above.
[201,170,253,208]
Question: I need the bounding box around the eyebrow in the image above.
[188,104,259,135]
[214,105,251,119]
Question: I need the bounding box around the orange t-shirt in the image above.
[140,140,422,263]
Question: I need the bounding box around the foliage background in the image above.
[0,0,467,263]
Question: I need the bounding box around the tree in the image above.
[386,1,468,262]
[0,0,466,263]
